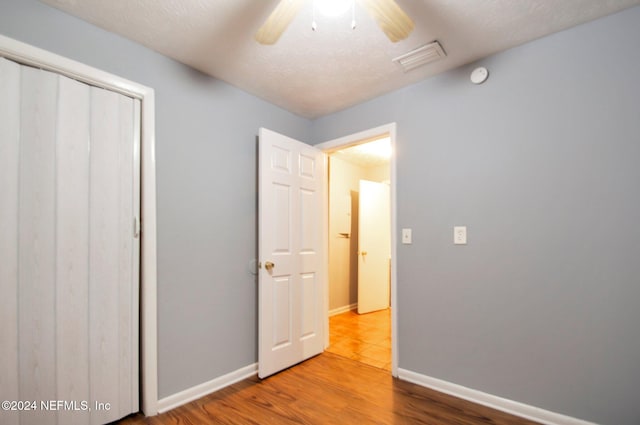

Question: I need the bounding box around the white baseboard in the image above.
[157,363,258,414]
[329,303,357,316]
[397,369,597,425]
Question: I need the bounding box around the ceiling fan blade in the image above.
[357,0,415,42]
[255,0,305,45]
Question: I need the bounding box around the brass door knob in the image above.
[265,261,275,271]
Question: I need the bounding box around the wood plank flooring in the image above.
[326,308,391,371]
[118,352,539,424]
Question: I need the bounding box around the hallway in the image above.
[327,308,391,371]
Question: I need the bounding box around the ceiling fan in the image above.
[255,0,415,45]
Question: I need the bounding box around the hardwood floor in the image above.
[118,352,539,425]
[326,308,391,371]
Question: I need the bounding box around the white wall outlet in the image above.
[454,226,467,245]
[402,228,412,244]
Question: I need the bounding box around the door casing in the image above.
[315,123,398,377]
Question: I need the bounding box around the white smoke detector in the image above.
[470,67,489,84]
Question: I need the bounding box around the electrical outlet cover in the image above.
[454,226,467,245]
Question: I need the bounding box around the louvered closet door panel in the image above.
[56,75,91,425]
[89,87,138,425]
[18,66,58,425]
[119,96,140,417]
[0,57,20,425]
[0,58,139,425]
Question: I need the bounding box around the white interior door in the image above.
[0,57,139,425]
[258,128,325,379]
[357,180,391,314]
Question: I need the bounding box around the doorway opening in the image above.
[316,123,397,375]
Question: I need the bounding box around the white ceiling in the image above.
[333,137,391,167]
[40,0,640,118]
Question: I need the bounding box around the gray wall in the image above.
[313,6,640,425]
[2,0,640,423]
[0,0,312,398]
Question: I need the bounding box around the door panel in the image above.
[358,180,391,314]
[259,128,325,378]
[55,74,91,425]
[273,276,292,348]
[273,183,292,253]
[18,65,58,425]
[301,273,317,338]
[300,188,317,252]
[0,56,20,425]
[88,87,139,425]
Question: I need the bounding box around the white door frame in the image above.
[0,34,159,415]
[315,123,398,377]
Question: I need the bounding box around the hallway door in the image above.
[357,179,390,314]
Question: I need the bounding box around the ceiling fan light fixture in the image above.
[255,0,413,45]
[315,0,353,17]
[392,41,447,72]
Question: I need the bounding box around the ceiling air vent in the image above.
[392,41,446,72]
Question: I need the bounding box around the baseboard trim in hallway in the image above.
[397,368,597,425]
[328,303,357,316]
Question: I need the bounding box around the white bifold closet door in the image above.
[0,57,139,425]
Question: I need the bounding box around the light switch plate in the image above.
[454,226,467,245]
[402,228,412,244]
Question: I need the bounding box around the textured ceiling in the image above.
[40,0,640,118]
